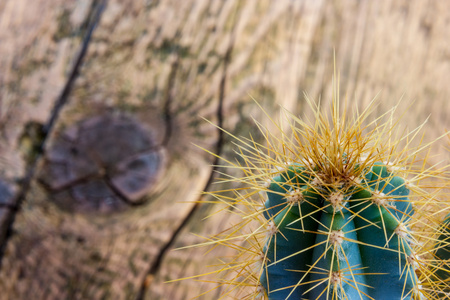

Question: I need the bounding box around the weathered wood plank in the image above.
[0,0,449,300]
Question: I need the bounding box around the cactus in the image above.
[186,81,450,299]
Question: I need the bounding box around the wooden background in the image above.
[0,0,449,299]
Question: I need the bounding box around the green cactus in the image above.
[186,85,450,299]
[260,162,421,299]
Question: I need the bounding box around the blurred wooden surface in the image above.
[0,0,449,299]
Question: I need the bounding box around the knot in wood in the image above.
[38,113,166,213]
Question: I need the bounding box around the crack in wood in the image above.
[0,0,108,268]
[43,0,107,138]
[135,14,237,300]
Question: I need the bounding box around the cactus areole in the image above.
[260,161,421,299]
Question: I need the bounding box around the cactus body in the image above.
[260,184,322,299]
[433,214,450,289]
[261,163,421,299]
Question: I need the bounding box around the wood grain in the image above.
[0,0,448,299]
